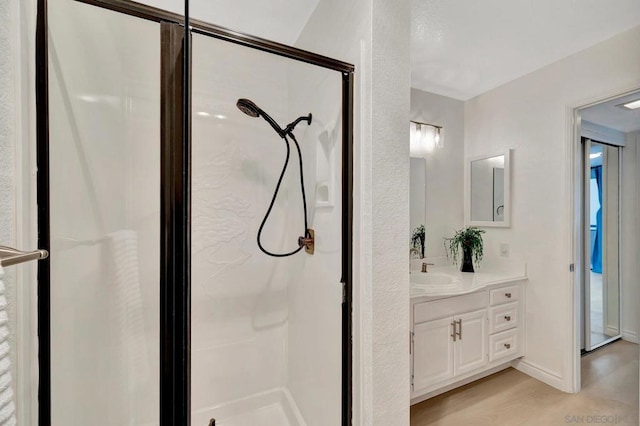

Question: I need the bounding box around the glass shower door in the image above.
[48,0,161,423]
[190,33,345,426]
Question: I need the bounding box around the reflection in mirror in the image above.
[468,150,511,227]
[471,155,504,222]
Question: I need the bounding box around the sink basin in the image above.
[410,272,461,286]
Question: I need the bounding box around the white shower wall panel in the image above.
[191,33,295,413]
[285,58,344,426]
[191,324,287,409]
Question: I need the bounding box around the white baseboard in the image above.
[512,359,566,392]
[622,331,639,344]
[606,326,620,337]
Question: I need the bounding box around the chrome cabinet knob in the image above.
[504,315,511,321]
[505,292,512,298]
[504,343,511,349]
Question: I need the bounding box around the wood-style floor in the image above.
[411,340,639,426]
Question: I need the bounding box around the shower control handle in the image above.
[298,229,315,255]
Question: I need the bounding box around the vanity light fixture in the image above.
[410,120,443,157]
[589,152,602,159]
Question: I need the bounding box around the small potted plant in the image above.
[444,227,485,272]
[411,225,426,259]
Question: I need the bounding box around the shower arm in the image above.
[284,114,313,136]
[259,112,312,139]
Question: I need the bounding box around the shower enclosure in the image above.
[36,1,353,425]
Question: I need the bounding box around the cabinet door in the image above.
[413,317,454,393]
[454,309,488,376]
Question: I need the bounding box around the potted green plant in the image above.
[411,225,426,259]
[444,227,485,272]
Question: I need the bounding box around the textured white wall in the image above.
[465,25,640,392]
[370,1,410,425]
[410,89,465,259]
[0,0,16,251]
[0,0,18,420]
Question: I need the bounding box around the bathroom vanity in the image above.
[409,261,526,404]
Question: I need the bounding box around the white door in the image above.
[413,317,455,393]
[454,309,488,376]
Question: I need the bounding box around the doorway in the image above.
[574,89,640,395]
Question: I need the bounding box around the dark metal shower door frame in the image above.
[35,1,354,425]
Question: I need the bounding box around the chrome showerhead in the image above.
[236,98,260,118]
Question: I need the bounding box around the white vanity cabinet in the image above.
[455,309,488,375]
[410,280,525,403]
[413,317,455,388]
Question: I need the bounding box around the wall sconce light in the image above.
[410,121,443,157]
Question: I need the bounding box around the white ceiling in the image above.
[411,0,640,100]
[137,0,640,105]
[581,91,640,133]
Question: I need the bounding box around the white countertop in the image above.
[410,259,527,299]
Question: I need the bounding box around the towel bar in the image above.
[0,246,49,267]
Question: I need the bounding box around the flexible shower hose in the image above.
[256,132,311,257]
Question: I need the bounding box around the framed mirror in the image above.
[467,149,511,227]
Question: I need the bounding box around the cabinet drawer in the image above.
[488,302,518,334]
[489,328,519,362]
[489,284,520,306]
[414,291,488,323]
